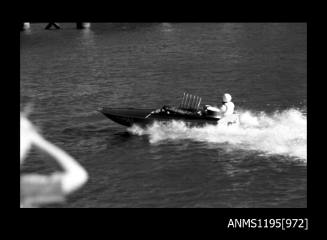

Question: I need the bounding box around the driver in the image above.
[204,93,234,118]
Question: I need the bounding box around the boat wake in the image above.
[127,108,307,162]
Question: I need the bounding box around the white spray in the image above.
[128,108,307,161]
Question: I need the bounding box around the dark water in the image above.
[20,23,307,208]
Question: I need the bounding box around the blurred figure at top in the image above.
[20,113,88,208]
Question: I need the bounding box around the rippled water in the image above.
[20,23,307,207]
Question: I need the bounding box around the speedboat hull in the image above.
[98,107,220,127]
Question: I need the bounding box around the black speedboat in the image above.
[98,93,238,127]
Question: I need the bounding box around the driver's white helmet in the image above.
[222,93,232,102]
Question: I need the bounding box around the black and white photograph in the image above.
[20,22,307,210]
